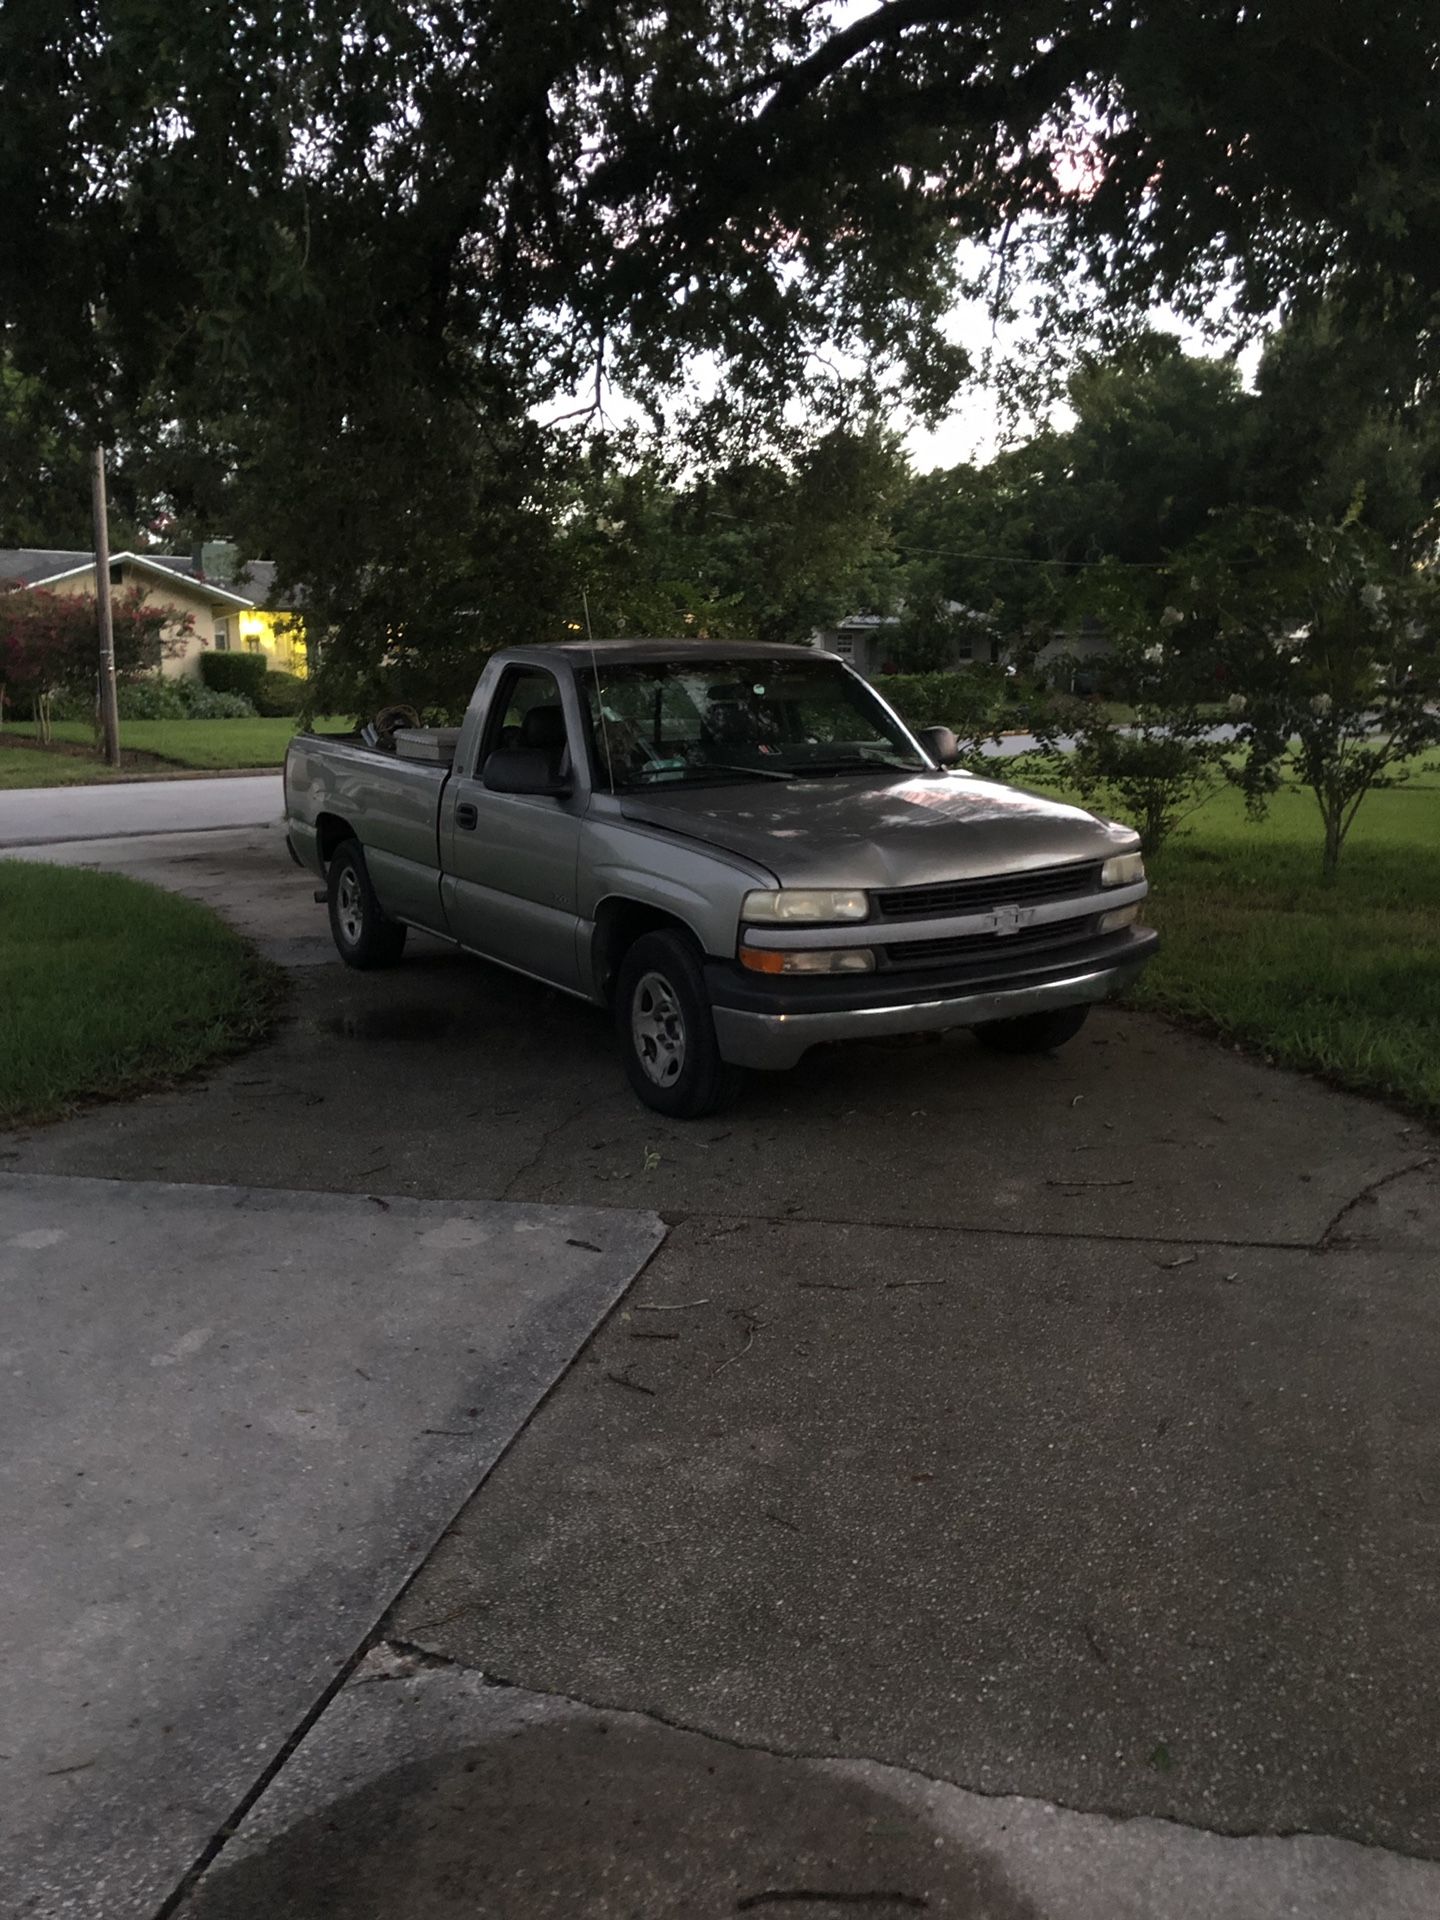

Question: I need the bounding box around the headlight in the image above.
[1101,851,1145,888]
[742,889,869,924]
[740,946,876,975]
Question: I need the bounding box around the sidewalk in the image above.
[1,1175,661,1919]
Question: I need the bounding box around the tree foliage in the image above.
[1247,305,1440,558]
[2,0,1437,667]
[1037,616,1231,854]
[1173,511,1440,877]
[0,587,191,738]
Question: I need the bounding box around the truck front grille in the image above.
[878,917,1102,973]
[874,861,1102,923]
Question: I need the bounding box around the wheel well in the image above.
[593,899,699,1003]
[315,812,356,867]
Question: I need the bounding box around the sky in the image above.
[900,289,1264,472]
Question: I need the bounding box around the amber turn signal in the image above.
[739,946,876,975]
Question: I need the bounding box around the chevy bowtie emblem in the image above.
[991,903,1024,936]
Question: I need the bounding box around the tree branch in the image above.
[755,0,984,123]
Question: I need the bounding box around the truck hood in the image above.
[618,770,1135,889]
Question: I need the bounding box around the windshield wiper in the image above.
[699,762,794,781]
[804,756,920,777]
[621,762,794,790]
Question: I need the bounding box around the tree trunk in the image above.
[1322,806,1343,881]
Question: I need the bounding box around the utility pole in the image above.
[91,445,121,768]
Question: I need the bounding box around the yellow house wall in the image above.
[43,567,221,678]
[229,607,307,676]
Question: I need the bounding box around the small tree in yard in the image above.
[1176,508,1440,878]
[0,587,192,741]
[1060,708,1230,857]
[1033,570,1230,856]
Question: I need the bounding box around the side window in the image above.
[213,619,230,652]
[477,668,571,777]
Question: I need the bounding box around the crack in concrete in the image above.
[499,1090,615,1202]
[375,1641,1440,1869]
[1316,1156,1436,1248]
[138,1209,670,1920]
[656,1207,1321,1255]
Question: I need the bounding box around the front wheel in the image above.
[615,930,743,1118]
[327,838,408,969]
[973,1003,1090,1055]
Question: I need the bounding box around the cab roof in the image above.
[545,638,833,665]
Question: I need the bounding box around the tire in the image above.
[973,1002,1091,1055]
[326,838,408,969]
[615,929,743,1118]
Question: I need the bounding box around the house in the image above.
[811,612,902,676]
[0,544,306,677]
[813,607,1114,689]
[811,604,1002,677]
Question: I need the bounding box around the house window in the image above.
[831,632,854,659]
[214,619,230,651]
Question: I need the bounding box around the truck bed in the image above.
[284,731,453,929]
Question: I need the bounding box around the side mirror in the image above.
[918,724,960,767]
[482,746,572,798]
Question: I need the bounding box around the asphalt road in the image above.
[3,814,1438,1919]
[0,725,1240,849]
[0,771,283,847]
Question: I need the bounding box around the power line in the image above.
[703,507,1215,570]
[891,540,1243,570]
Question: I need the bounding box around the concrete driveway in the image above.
[4,810,1439,1918]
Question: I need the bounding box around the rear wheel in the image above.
[327,838,408,969]
[615,930,743,1118]
[974,1003,1090,1055]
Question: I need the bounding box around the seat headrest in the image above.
[520,705,567,750]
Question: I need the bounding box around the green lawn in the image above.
[0,745,139,788]
[0,716,351,782]
[1106,779,1440,1123]
[0,864,280,1127]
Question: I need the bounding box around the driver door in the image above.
[439,666,586,990]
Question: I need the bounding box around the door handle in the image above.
[455,802,479,830]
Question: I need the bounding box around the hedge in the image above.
[253,670,305,716]
[200,652,268,699]
[872,669,1011,739]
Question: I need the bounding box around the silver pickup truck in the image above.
[284,640,1156,1115]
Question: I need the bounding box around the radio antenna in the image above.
[583,587,616,794]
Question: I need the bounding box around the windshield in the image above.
[579,657,927,790]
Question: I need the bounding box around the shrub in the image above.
[43,689,96,722]
[1064,718,1228,855]
[253,669,305,716]
[183,687,257,719]
[116,679,189,720]
[199,652,268,700]
[871,668,1011,754]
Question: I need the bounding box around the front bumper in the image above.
[707,927,1158,1070]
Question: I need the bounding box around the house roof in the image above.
[0,548,293,610]
[0,547,94,586]
[156,555,289,607]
